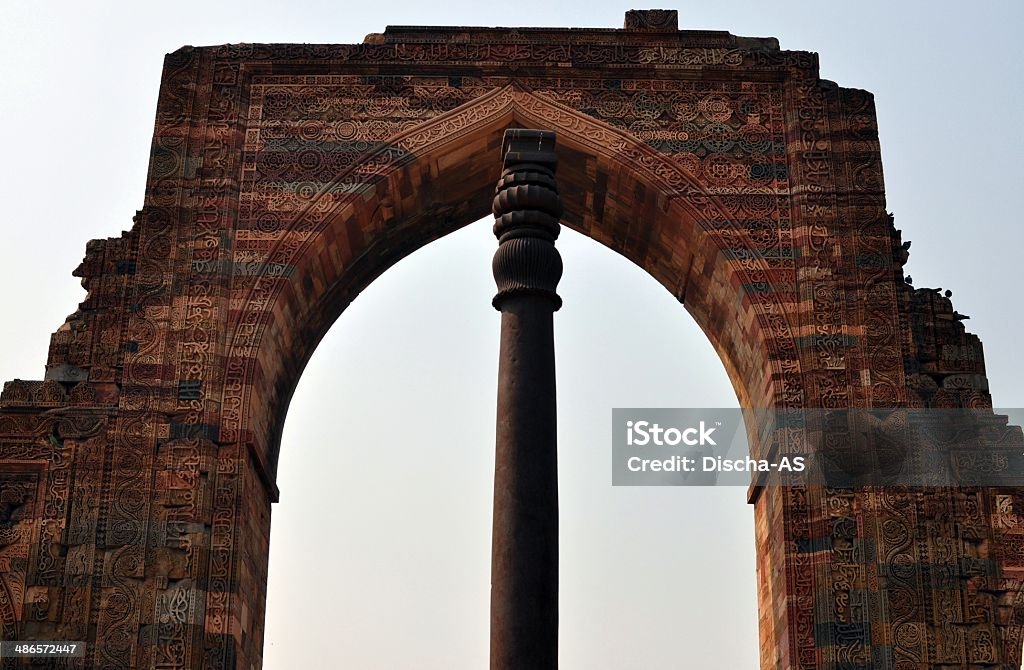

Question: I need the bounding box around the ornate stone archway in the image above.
[1,10,1022,669]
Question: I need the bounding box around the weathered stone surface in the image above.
[490,129,562,670]
[0,10,1021,669]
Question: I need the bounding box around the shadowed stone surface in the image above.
[490,129,562,670]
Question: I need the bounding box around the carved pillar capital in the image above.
[492,129,563,311]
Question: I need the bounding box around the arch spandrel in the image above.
[1,15,1022,669]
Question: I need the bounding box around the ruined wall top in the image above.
[175,9,786,66]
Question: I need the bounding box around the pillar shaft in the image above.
[490,129,563,670]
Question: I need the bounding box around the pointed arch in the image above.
[221,84,800,477]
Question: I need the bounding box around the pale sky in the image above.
[1,2,1022,668]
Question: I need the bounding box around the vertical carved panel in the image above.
[0,469,43,642]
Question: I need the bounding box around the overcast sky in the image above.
[1,2,1022,668]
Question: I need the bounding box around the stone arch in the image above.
[226,84,800,478]
[0,14,1022,669]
